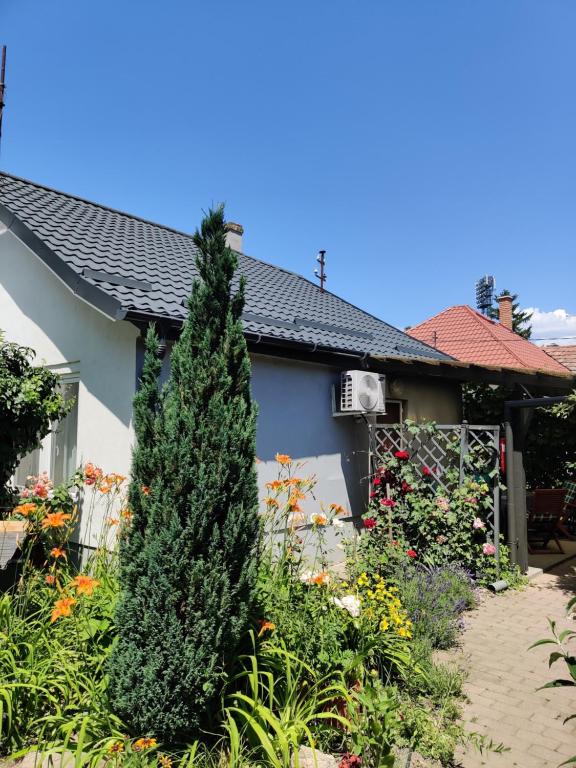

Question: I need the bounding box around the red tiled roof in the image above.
[407,305,572,376]
[541,345,576,372]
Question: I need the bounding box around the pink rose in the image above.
[482,542,496,556]
[473,518,485,530]
[380,498,396,508]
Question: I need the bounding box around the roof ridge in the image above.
[0,170,208,242]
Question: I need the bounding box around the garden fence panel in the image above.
[369,423,501,566]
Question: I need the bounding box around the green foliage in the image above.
[358,433,501,582]
[109,206,260,742]
[347,680,398,768]
[0,332,68,507]
[223,634,352,767]
[487,289,533,338]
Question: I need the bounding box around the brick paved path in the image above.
[455,560,576,767]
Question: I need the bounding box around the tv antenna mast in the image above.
[314,250,327,292]
[0,46,6,151]
[475,275,495,315]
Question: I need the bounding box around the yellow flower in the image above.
[134,737,157,751]
[158,755,173,768]
[108,742,124,754]
[379,617,389,631]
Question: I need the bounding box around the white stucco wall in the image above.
[0,228,138,547]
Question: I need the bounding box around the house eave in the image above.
[0,203,126,321]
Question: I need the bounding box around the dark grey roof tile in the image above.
[0,172,451,362]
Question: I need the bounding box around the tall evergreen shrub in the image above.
[109,206,259,741]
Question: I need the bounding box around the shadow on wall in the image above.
[250,354,370,520]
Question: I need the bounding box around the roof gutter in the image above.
[0,203,126,321]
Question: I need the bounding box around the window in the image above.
[376,400,404,425]
[13,379,79,489]
[50,382,79,484]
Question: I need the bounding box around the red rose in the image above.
[394,450,410,460]
[401,480,412,493]
[363,517,377,529]
[422,466,433,477]
[369,491,377,499]
[373,476,381,486]
[406,548,417,558]
[380,498,396,507]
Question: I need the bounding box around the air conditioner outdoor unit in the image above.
[340,371,386,413]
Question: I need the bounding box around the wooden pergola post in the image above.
[504,396,567,573]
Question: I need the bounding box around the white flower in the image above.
[332,594,361,618]
[332,517,344,528]
[300,570,313,583]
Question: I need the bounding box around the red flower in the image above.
[373,476,381,486]
[380,498,396,508]
[339,755,362,768]
[369,491,377,499]
[363,517,377,530]
[394,450,410,460]
[422,466,433,477]
[406,549,417,558]
[401,480,412,493]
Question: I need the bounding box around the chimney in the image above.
[224,222,243,252]
[497,294,513,331]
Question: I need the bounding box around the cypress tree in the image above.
[109,206,259,742]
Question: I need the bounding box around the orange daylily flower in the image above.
[50,547,66,559]
[311,571,331,586]
[264,496,279,509]
[310,513,328,526]
[265,479,287,491]
[45,574,56,586]
[329,503,346,516]
[41,511,72,529]
[13,502,37,517]
[107,517,120,526]
[275,453,292,465]
[51,596,76,622]
[133,737,157,751]
[71,575,100,596]
[141,485,151,496]
[120,508,133,520]
[84,463,103,486]
[258,619,276,637]
[289,488,306,502]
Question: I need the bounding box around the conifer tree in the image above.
[109,206,259,742]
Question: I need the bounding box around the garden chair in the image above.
[527,489,567,554]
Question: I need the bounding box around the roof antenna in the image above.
[314,249,327,293]
[0,46,6,152]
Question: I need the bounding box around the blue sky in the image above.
[2,0,576,340]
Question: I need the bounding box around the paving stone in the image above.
[455,559,576,768]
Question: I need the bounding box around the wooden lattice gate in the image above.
[369,423,501,567]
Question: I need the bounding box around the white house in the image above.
[0,171,465,551]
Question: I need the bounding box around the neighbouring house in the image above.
[541,345,576,373]
[0,172,471,549]
[407,298,573,380]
